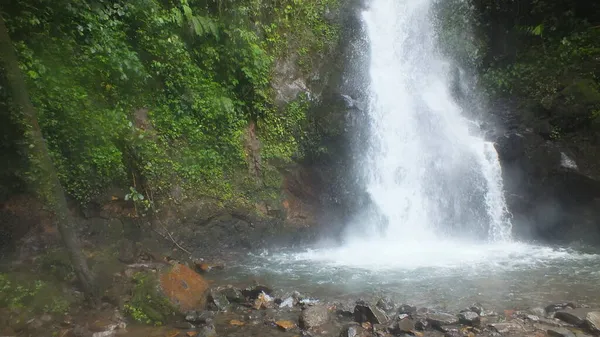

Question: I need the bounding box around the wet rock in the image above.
[339,323,370,337]
[458,311,480,326]
[91,331,115,337]
[229,319,245,326]
[334,300,356,318]
[426,313,459,327]
[118,239,137,263]
[174,321,196,329]
[220,286,244,304]
[253,291,274,310]
[185,311,214,324]
[548,328,577,337]
[526,315,540,322]
[242,284,273,300]
[193,261,224,273]
[390,318,415,334]
[398,304,418,315]
[444,329,462,337]
[354,302,389,325]
[536,318,566,328]
[546,303,577,314]
[556,309,599,326]
[198,324,217,337]
[275,320,296,331]
[159,263,209,312]
[280,297,295,308]
[300,305,330,329]
[490,322,524,334]
[208,289,230,311]
[585,311,600,332]
[469,303,485,316]
[415,318,429,331]
[376,297,396,313]
[530,307,547,317]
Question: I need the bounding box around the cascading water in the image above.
[347,0,512,244]
[211,0,600,312]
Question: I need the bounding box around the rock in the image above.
[253,291,274,310]
[280,297,294,308]
[458,311,480,326]
[242,284,273,300]
[376,297,396,313]
[490,322,524,334]
[198,324,217,337]
[426,313,459,327]
[220,286,244,303]
[334,300,356,318]
[208,289,230,311]
[415,319,429,330]
[537,318,567,327]
[548,328,577,337]
[546,303,576,314]
[390,318,415,334]
[91,331,115,337]
[299,305,329,329]
[193,261,224,273]
[118,239,137,263]
[398,304,417,315]
[354,302,389,325]
[526,315,540,322]
[275,320,296,331]
[530,307,547,317]
[173,321,196,329]
[444,329,462,337]
[185,311,214,324]
[229,320,245,326]
[555,309,592,326]
[469,303,485,316]
[585,311,600,332]
[159,263,209,312]
[339,323,370,337]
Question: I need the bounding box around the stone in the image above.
[334,300,356,317]
[280,297,294,308]
[546,303,576,314]
[208,289,230,311]
[185,311,214,324]
[275,320,296,331]
[376,297,396,313]
[220,286,244,303]
[556,309,599,326]
[398,304,418,315]
[339,323,370,337]
[253,291,274,310]
[390,318,415,334]
[159,263,209,312]
[458,311,480,326]
[415,319,429,331]
[469,303,485,316]
[229,320,245,326]
[354,302,389,325]
[490,322,524,334]
[530,307,547,317]
[118,239,137,263]
[548,328,577,337]
[427,313,459,327]
[198,324,217,337]
[585,311,600,332]
[299,305,330,329]
[92,331,115,337]
[527,315,540,322]
[242,285,273,300]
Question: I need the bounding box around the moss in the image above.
[123,272,177,326]
[0,272,73,317]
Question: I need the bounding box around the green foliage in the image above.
[0,273,71,315]
[3,0,341,206]
[124,272,176,326]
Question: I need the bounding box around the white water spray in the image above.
[347,0,512,244]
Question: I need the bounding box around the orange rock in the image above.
[186,332,198,337]
[361,322,372,330]
[276,320,296,331]
[159,263,209,312]
[410,331,424,337]
[230,320,245,326]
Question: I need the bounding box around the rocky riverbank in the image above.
[9,253,599,337]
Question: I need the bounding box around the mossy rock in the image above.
[124,264,209,326]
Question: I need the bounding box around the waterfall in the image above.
[348,0,512,243]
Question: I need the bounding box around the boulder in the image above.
[426,313,459,327]
[207,289,230,311]
[159,263,209,312]
[398,304,418,315]
[376,297,396,313]
[339,323,370,337]
[547,303,577,314]
[354,302,389,325]
[547,328,577,337]
[390,318,415,334]
[299,305,330,329]
[458,311,480,326]
[585,311,600,333]
[490,322,524,334]
[555,309,597,326]
[220,286,244,303]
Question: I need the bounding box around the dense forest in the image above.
[1,0,600,335]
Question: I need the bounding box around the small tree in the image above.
[0,14,99,304]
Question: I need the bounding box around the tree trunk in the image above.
[0,15,99,305]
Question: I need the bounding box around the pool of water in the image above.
[211,239,600,311]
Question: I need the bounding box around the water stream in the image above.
[213,0,600,310]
